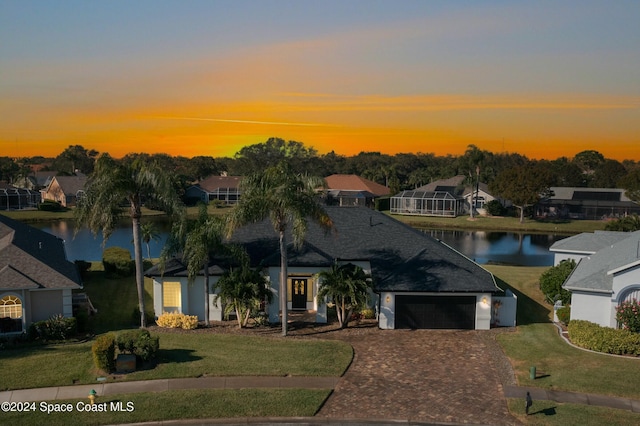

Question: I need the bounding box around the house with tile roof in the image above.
[0,214,82,334]
[146,206,514,330]
[184,175,242,205]
[324,174,390,208]
[41,175,87,207]
[561,230,640,328]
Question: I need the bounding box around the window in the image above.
[0,295,23,333]
[163,282,181,313]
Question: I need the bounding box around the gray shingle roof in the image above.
[550,231,630,254]
[227,207,499,294]
[563,230,640,293]
[0,214,82,290]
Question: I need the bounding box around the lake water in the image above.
[34,220,566,266]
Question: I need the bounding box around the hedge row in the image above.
[567,320,640,356]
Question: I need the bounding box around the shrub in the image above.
[102,247,134,277]
[28,314,77,341]
[92,333,116,372]
[556,306,571,325]
[485,199,506,216]
[539,260,575,305]
[360,308,376,319]
[38,200,64,212]
[131,308,155,327]
[616,299,640,333]
[156,312,199,330]
[116,329,159,362]
[568,320,640,356]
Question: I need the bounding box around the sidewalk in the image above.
[0,376,340,403]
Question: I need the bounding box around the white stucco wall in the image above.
[570,291,613,327]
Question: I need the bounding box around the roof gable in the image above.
[325,174,390,197]
[0,214,82,290]
[198,176,241,192]
[49,176,87,195]
[563,230,640,292]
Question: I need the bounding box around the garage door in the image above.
[395,295,476,329]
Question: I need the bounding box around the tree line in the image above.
[3,138,640,199]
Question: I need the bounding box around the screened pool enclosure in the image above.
[390,190,464,217]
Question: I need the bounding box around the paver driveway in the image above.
[309,324,520,425]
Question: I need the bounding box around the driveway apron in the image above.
[315,327,520,425]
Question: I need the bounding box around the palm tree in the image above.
[227,161,334,336]
[161,203,245,327]
[75,153,184,328]
[139,222,161,259]
[214,266,272,328]
[316,263,373,329]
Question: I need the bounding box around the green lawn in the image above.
[486,265,640,400]
[0,332,352,390]
[1,389,330,426]
[507,398,640,426]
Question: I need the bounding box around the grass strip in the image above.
[506,398,640,425]
[1,389,331,426]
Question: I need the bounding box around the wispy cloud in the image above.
[153,116,342,127]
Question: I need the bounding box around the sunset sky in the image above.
[1,0,639,161]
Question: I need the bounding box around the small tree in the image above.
[316,263,373,329]
[616,299,640,332]
[539,259,576,305]
[214,267,273,328]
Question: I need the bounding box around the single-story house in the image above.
[146,206,515,330]
[184,175,242,205]
[324,174,391,208]
[41,175,87,207]
[561,230,640,328]
[0,183,40,210]
[536,187,640,220]
[0,214,82,334]
[549,231,631,266]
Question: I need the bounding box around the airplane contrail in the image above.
[154,116,341,127]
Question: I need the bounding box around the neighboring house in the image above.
[15,170,57,191]
[536,187,640,220]
[0,183,40,210]
[0,214,82,334]
[184,176,241,205]
[41,175,87,207]
[146,207,515,330]
[324,174,391,208]
[561,230,640,329]
[549,231,631,265]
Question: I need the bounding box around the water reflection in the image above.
[33,220,170,262]
[33,219,565,266]
[423,229,564,266]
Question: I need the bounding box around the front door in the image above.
[291,278,307,310]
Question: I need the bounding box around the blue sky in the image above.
[1,0,639,159]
